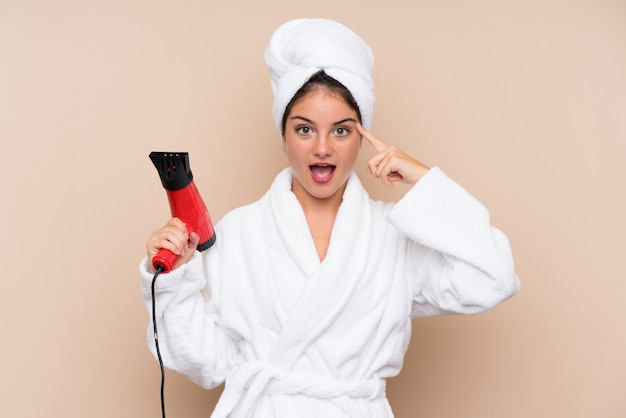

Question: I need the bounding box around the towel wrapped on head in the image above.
[264,18,375,133]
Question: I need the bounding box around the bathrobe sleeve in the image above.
[387,167,520,317]
[139,250,240,389]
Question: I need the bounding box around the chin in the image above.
[310,180,347,200]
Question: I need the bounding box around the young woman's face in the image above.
[283,89,361,205]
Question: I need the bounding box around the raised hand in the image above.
[358,123,430,187]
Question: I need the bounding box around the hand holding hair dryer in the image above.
[149,152,216,272]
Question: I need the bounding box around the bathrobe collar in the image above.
[268,167,373,366]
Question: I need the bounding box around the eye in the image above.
[334,127,351,136]
[296,126,313,135]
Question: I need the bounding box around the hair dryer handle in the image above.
[152,248,178,273]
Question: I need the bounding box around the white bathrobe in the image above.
[140,167,520,417]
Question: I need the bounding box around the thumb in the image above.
[188,232,200,250]
[173,232,200,270]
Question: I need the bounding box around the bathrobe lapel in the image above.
[268,168,372,367]
[211,169,376,417]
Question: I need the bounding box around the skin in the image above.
[282,89,362,260]
[146,88,430,268]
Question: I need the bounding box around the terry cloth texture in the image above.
[264,18,376,132]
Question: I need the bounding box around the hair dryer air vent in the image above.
[149,152,193,191]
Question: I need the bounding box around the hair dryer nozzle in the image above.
[149,152,193,191]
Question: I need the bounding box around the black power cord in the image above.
[151,265,166,418]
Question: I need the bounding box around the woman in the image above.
[141,18,520,417]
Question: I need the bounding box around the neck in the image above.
[290,179,347,262]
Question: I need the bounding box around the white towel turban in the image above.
[264,18,375,133]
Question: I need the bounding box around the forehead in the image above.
[289,89,358,117]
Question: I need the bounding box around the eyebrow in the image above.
[289,116,358,126]
[333,117,358,126]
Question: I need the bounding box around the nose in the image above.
[313,133,332,158]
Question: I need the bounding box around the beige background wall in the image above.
[1,0,625,417]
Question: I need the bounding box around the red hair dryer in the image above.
[149,152,216,273]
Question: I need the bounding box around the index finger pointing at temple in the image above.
[357,123,387,152]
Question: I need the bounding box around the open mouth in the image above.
[310,164,336,183]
